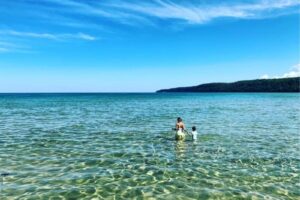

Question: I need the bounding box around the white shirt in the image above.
[191,131,198,140]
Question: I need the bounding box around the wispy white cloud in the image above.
[0,0,298,53]
[260,63,300,79]
[43,0,154,26]
[0,41,33,53]
[45,0,114,18]
[0,30,96,41]
[0,0,298,35]
[0,30,96,53]
[40,0,300,26]
[102,0,300,24]
[76,33,96,41]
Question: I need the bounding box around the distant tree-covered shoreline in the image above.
[157,77,300,93]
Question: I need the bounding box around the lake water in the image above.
[0,93,299,199]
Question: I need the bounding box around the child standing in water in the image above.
[191,126,198,141]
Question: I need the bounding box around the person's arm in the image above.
[172,123,178,131]
[182,123,191,136]
[175,123,179,130]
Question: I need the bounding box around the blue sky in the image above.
[0,0,299,92]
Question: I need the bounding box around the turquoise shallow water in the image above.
[0,93,299,199]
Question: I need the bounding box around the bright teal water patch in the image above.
[0,93,299,199]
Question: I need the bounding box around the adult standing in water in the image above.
[175,117,186,140]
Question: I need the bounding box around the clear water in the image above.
[0,93,299,199]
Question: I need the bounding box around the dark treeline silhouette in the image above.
[157,77,300,93]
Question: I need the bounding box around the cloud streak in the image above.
[0,41,33,53]
[42,0,300,25]
[106,0,300,24]
[0,30,96,41]
[0,30,96,53]
[1,1,299,35]
[0,0,298,53]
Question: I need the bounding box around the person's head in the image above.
[177,117,182,122]
[192,126,196,131]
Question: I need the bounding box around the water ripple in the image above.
[0,93,299,199]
